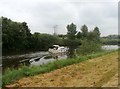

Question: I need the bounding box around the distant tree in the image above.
[58,34,67,39]
[105,35,119,39]
[81,25,88,39]
[31,33,59,51]
[67,23,77,39]
[101,34,119,45]
[93,27,101,43]
[93,27,100,35]
[2,17,103,56]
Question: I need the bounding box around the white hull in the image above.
[48,45,68,54]
[48,48,67,54]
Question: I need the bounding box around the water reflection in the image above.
[2,52,49,70]
[30,55,67,66]
[3,45,118,70]
[2,52,68,71]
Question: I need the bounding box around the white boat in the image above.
[48,45,68,54]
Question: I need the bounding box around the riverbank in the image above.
[2,45,118,71]
[3,50,118,87]
[2,51,49,71]
[6,50,118,87]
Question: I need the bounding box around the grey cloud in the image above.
[0,0,118,36]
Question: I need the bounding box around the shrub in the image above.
[76,40,102,55]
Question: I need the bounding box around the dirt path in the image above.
[6,52,118,87]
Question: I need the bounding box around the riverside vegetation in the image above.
[2,50,117,87]
[6,50,118,87]
[2,17,101,56]
[2,17,119,55]
[2,17,119,87]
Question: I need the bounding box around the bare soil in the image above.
[6,52,118,87]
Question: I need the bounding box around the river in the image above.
[101,45,119,50]
[2,45,119,71]
[2,51,68,70]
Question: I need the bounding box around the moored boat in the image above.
[48,45,68,54]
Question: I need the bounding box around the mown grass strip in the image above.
[94,68,117,87]
[2,50,117,87]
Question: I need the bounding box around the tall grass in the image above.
[2,50,117,87]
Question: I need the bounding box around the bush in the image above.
[76,39,102,55]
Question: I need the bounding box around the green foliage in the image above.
[58,34,67,39]
[2,17,61,55]
[30,33,58,51]
[101,38,119,45]
[104,35,119,39]
[2,17,102,56]
[87,27,101,43]
[76,31,82,39]
[2,17,31,54]
[93,27,101,42]
[76,25,101,55]
[81,25,88,39]
[101,35,119,45]
[77,40,102,55]
[65,23,101,57]
[67,23,77,39]
[66,23,80,58]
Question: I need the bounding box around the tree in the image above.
[22,22,32,49]
[2,17,31,54]
[76,31,82,39]
[77,26,101,55]
[81,25,88,39]
[93,27,101,43]
[66,23,80,58]
[67,23,77,39]
[30,33,59,51]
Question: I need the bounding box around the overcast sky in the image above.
[0,0,119,36]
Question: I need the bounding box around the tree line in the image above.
[66,23,101,57]
[2,17,59,55]
[101,35,120,45]
[2,17,101,57]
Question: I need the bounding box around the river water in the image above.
[101,45,119,50]
[2,51,49,70]
[2,51,68,70]
[2,45,119,70]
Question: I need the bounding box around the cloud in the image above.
[0,0,118,36]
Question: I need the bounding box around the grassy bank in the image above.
[2,50,117,87]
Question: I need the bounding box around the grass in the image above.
[94,68,117,87]
[2,50,117,87]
